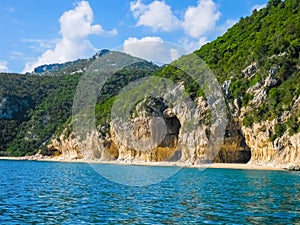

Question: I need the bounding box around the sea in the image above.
[0,160,299,224]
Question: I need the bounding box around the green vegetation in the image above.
[196,0,299,82]
[155,65,204,100]
[0,74,81,156]
[196,0,299,127]
[94,61,158,135]
[0,56,158,156]
[1,0,299,156]
[155,0,299,132]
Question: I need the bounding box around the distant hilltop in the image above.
[27,49,110,75]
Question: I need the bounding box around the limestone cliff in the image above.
[47,0,300,167]
[47,60,299,168]
[242,121,300,167]
[240,96,300,167]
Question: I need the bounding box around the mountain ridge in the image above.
[26,49,110,76]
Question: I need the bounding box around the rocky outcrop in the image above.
[242,121,300,167]
[242,62,257,78]
[47,128,121,161]
[48,85,250,165]
[47,61,299,168]
[110,115,179,162]
[48,132,82,160]
[216,118,251,163]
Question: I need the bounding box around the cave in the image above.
[217,149,251,163]
[155,112,182,162]
[160,115,181,147]
[215,119,252,163]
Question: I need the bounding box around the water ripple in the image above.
[0,160,299,224]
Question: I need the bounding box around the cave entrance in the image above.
[215,120,251,164]
[155,109,182,161]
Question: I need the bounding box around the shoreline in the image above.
[0,156,287,171]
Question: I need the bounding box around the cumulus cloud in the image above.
[0,61,8,72]
[129,0,236,51]
[130,0,181,32]
[183,0,221,38]
[23,1,117,73]
[130,0,147,18]
[130,0,223,38]
[123,37,187,64]
[251,4,267,12]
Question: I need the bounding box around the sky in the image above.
[0,0,267,73]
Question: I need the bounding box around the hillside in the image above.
[0,50,111,156]
[47,0,299,167]
[147,0,299,165]
[1,0,299,168]
[0,73,81,156]
[0,51,158,156]
[196,0,300,131]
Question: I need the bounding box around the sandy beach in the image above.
[0,156,286,171]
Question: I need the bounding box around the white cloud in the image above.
[251,4,267,12]
[130,0,222,37]
[59,1,116,39]
[129,0,236,51]
[123,37,187,64]
[130,0,181,32]
[183,0,221,38]
[179,18,236,52]
[130,0,147,18]
[23,1,117,73]
[0,61,8,72]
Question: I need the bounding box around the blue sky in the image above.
[0,0,267,73]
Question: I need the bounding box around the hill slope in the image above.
[153,0,300,166]
[0,51,158,156]
[48,0,299,167]
[1,0,299,168]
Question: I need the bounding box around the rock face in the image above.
[216,118,251,163]
[48,85,250,165]
[47,129,119,161]
[237,62,300,167]
[242,121,300,167]
[47,61,299,168]
[242,62,257,77]
[110,115,179,162]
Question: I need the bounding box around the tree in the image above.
[267,0,282,8]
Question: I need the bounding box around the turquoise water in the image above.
[0,160,299,224]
